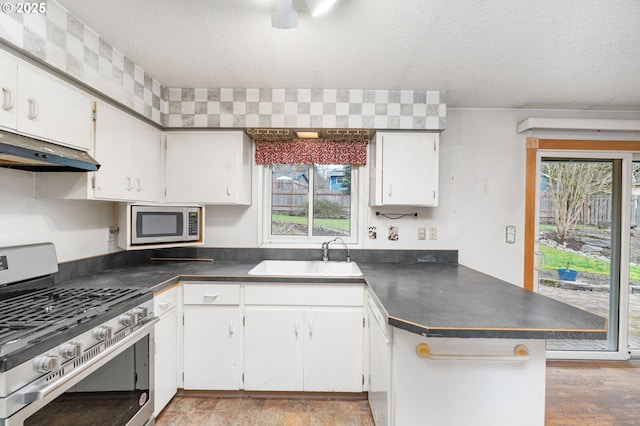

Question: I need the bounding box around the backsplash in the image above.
[0,0,446,130]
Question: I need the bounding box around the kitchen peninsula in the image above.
[55,252,606,426]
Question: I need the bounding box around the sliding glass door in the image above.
[533,151,632,358]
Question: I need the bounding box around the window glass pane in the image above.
[312,164,351,237]
[271,164,309,235]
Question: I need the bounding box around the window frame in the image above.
[262,163,359,245]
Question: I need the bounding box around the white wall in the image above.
[447,108,640,286]
[0,168,117,262]
[4,108,640,274]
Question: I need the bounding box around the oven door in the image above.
[6,318,158,426]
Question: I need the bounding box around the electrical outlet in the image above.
[418,227,426,240]
[429,227,437,240]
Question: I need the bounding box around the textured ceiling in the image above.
[55,0,640,110]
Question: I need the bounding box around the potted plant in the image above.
[557,261,578,281]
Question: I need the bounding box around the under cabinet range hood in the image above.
[0,130,100,172]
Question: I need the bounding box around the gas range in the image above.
[0,243,155,425]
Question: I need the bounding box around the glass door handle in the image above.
[535,251,545,271]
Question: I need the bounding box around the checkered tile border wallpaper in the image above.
[165,88,446,130]
[0,0,446,131]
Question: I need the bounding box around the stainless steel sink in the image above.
[248,260,363,277]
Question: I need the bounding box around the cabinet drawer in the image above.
[245,285,363,306]
[154,285,178,314]
[183,283,240,305]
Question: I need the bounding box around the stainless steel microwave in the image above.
[131,205,202,245]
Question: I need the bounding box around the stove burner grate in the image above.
[0,286,147,357]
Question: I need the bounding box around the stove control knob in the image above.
[120,313,135,326]
[93,326,113,341]
[60,342,83,359]
[132,307,148,321]
[34,354,60,373]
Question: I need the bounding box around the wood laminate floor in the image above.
[156,361,640,426]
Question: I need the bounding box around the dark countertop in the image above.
[59,259,607,340]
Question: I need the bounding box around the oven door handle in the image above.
[21,316,159,404]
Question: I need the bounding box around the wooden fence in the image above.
[272,181,350,215]
[540,193,640,227]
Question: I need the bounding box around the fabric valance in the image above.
[254,139,367,165]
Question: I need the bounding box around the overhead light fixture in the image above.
[305,0,337,17]
[295,130,320,139]
[271,0,298,29]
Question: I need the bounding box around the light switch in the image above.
[418,227,426,240]
[506,225,516,244]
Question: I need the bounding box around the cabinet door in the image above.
[369,312,391,426]
[17,64,93,151]
[243,308,304,391]
[0,49,18,130]
[303,309,364,392]
[165,131,251,204]
[93,101,161,202]
[154,308,178,416]
[183,307,243,390]
[375,132,439,206]
[130,121,162,202]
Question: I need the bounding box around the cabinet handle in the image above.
[27,98,38,120]
[158,300,170,308]
[294,320,299,337]
[415,343,530,361]
[308,320,313,338]
[227,184,232,196]
[203,293,219,301]
[229,319,235,335]
[388,184,392,197]
[126,177,133,191]
[2,87,14,111]
[136,178,143,192]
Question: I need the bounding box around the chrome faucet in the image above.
[322,241,330,262]
[322,237,350,263]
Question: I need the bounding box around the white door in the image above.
[183,307,243,390]
[243,308,304,391]
[130,122,162,202]
[303,309,363,392]
[165,132,239,203]
[154,308,178,416]
[0,49,17,130]
[93,101,135,200]
[369,311,391,426]
[17,64,93,151]
[381,132,437,205]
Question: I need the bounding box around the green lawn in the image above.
[540,243,640,281]
[272,214,350,233]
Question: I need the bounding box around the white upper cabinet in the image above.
[93,101,162,202]
[0,49,18,130]
[0,48,93,151]
[165,131,252,205]
[369,131,439,207]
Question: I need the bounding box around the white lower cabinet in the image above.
[180,282,365,393]
[243,308,304,391]
[303,309,364,392]
[153,286,179,416]
[243,284,365,393]
[182,283,243,390]
[183,307,244,390]
[368,294,392,426]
